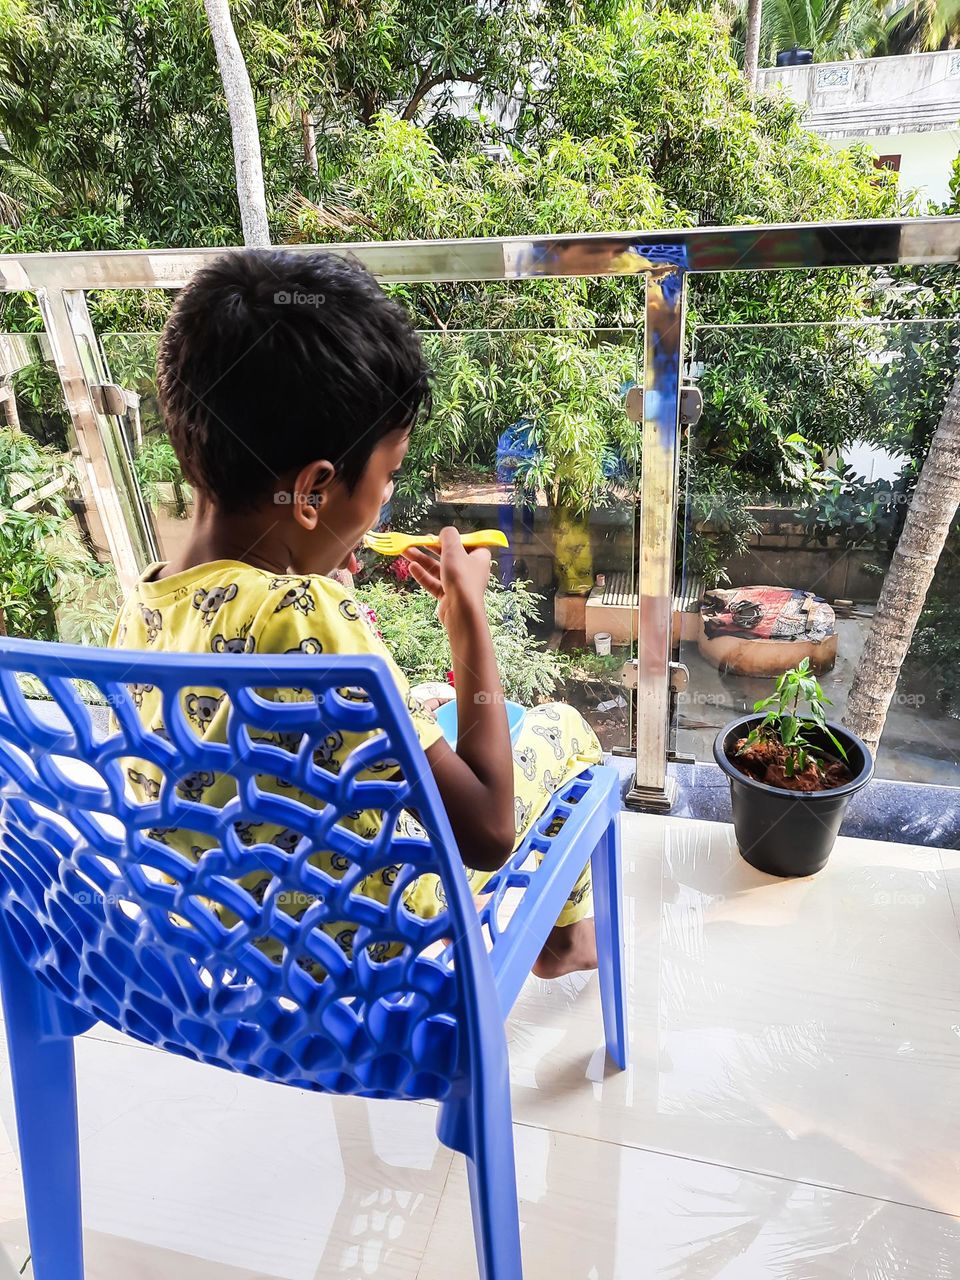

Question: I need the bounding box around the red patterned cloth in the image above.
[700,586,835,643]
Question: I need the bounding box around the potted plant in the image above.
[714,658,874,877]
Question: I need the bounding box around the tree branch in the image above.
[401,69,483,121]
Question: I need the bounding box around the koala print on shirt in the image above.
[211,629,256,654]
[513,744,537,782]
[532,723,565,761]
[514,796,532,835]
[396,811,427,840]
[127,768,160,800]
[286,637,323,655]
[176,769,216,802]
[192,583,238,626]
[139,604,162,643]
[252,729,303,755]
[127,682,154,709]
[335,927,357,958]
[569,878,592,907]
[248,875,272,906]
[184,691,224,733]
[272,827,304,855]
[312,731,344,773]
[541,767,565,794]
[339,686,372,704]
[271,579,315,617]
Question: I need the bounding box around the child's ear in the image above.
[291,459,336,528]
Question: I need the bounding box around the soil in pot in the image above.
[731,736,852,792]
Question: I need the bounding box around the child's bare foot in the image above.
[532,918,598,979]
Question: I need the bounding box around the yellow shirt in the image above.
[110,559,441,750]
[109,560,443,960]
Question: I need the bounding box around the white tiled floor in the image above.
[1,814,959,1278]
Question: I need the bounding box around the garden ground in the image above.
[676,609,960,785]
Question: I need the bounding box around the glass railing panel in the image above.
[678,305,960,785]
[99,325,641,754]
[400,327,639,755]
[0,332,120,645]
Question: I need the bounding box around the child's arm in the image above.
[405,528,515,873]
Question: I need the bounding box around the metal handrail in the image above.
[2,216,958,808]
[1,217,959,288]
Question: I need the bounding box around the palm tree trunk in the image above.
[844,371,960,753]
[301,109,318,174]
[203,0,270,247]
[744,0,763,86]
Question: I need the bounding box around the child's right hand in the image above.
[413,527,514,870]
[405,526,491,629]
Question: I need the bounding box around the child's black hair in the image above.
[157,249,431,511]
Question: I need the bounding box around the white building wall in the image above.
[759,51,960,210]
[826,130,957,207]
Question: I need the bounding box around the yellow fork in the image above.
[362,528,509,557]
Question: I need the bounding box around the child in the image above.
[111,249,602,978]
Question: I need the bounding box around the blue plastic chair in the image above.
[0,636,627,1280]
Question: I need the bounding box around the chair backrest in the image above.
[0,636,497,1102]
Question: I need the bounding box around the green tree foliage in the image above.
[0,0,617,249]
[285,11,901,512]
[0,0,236,247]
[879,0,960,55]
[540,7,896,229]
[0,428,117,642]
[407,331,637,515]
[0,2,925,583]
[0,4,899,251]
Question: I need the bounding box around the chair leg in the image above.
[463,1094,523,1280]
[0,924,84,1280]
[591,816,629,1070]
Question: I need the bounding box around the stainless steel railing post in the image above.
[626,261,688,810]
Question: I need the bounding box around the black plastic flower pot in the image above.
[713,714,874,878]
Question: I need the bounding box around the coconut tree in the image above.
[203,0,270,246]
[744,0,763,84]
[756,0,885,62]
[844,371,960,754]
[0,144,60,227]
[883,0,960,53]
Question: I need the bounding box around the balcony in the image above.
[0,220,958,1276]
